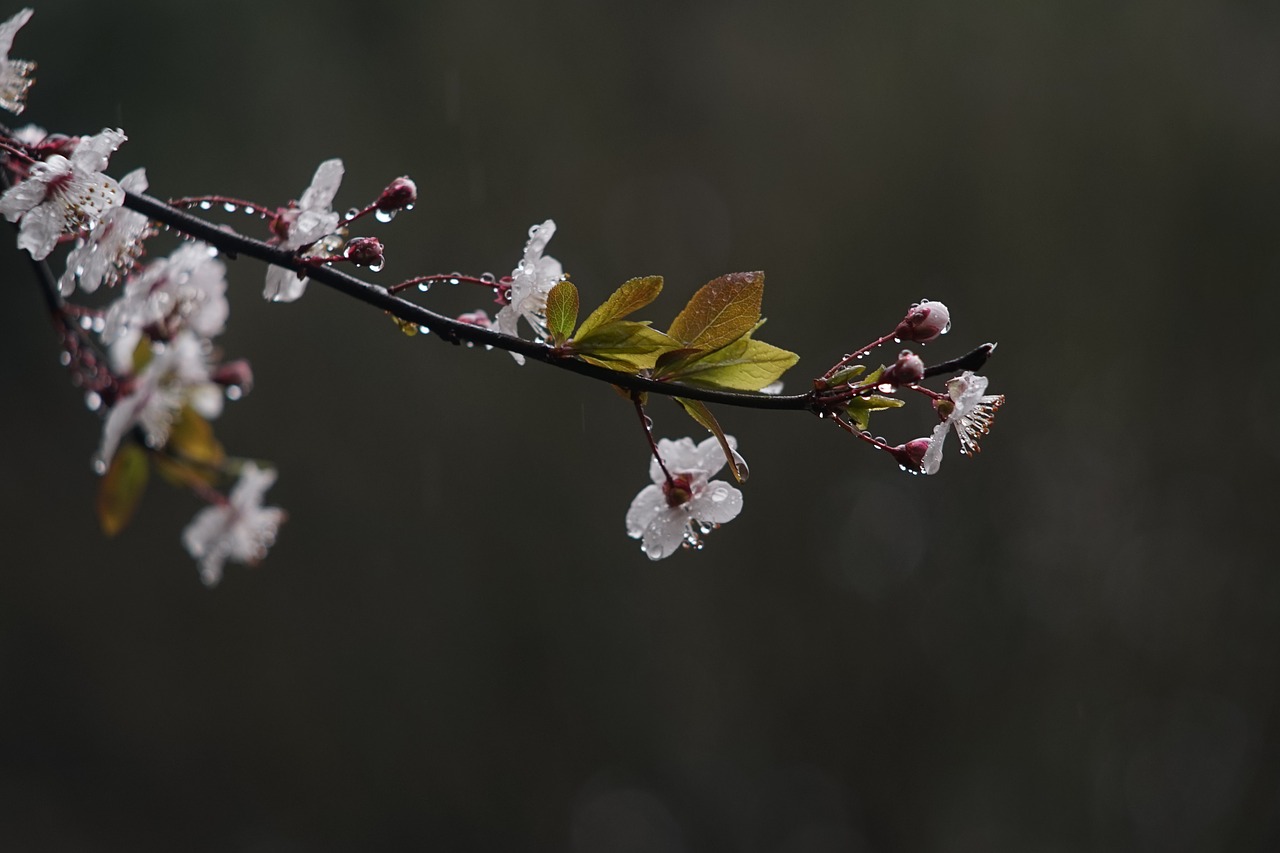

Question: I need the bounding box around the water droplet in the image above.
[223,202,237,213]
[877,383,894,393]
[941,321,952,335]
[84,391,101,411]
[244,206,257,215]
[368,260,384,273]
[374,209,395,223]
[198,200,212,210]
[480,272,497,284]
[405,203,415,211]
[345,207,360,220]
[418,326,430,335]
[892,337,901,344]
[226,386,243,401]
[417,281,432,293]
[91,317,105,333]
[59,351,72,366]
[79,315,93,330]
[91,456,107,475]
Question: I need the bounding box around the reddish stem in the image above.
[632,391,676,487]
[822,331,898,380]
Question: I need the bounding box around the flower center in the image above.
[663,474,694,508]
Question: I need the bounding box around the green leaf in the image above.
[845,394,905,431]
[154,407,226,489]
[574,275,663,341]
[827,364,867,385]
[673,397,748,483]
[663,336,799,391]
[666,271,764,353]
[572,320,680,370]
[97,443,149,537]
[544,280,579,346]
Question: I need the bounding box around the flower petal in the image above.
[688,479,742,525]
[641,510,687,560]
[626,483,665,539]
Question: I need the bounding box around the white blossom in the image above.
[921,371,1005,475]
[625,435,744,560]
[264,158,344,303]
[95,331,222,469]
[0,127,126,260]
[101,241,228,370]
[0,8,35,115]
[59,168,152,295]
[493,219,562,364]
[182,462,285,587]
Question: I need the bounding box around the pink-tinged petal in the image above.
[921,419,950,475]
[626,484,666,538]
[641,510,687,560]
[652,437,700,481]
[299,158,344,211]
[688,480,742,525]
[0,172,47,219]
[0,8,33,56]
[264,264,308,302]
[70,128,126,173]
[691,434,736,477]
[16,201,62,259]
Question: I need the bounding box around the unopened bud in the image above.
[887,437,932,474]
[881,349,925,386]
[212,359,254,394]
[343,236,385,268]
[894,300,950,343]
[376,177,418,213]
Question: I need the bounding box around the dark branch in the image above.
[122,191,991,412]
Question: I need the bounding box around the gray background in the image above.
[2,0,1278,850]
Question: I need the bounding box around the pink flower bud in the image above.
[457,310,492,328]
[212,359,254,394]
[343,236,385,269]
[880,349,925,387]
[886,437,931,473]
[894,300,950,343]
[376,177,418,213]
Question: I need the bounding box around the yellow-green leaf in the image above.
[673,397,748,483]
[545,280,579,346]
[574,275,663,341]
[666,271,764,353]
[663,337,799,391]
[97,443,149,537]
[155,407,225,488]
[572,320,680,370]
[845,394,905,431]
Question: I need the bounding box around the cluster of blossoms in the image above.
[2,7,1005,578]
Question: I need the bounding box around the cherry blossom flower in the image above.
[626,435,745,560]
[0,8,35,115]
[264,158,344,302]
[101,241,228,369]
[0,127,126,260]
[59,168,152,295]
[182,462,286,587]
[493,219,561,364]
[95,331,223,469]
[920,371,1005,475]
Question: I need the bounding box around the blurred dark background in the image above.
[2,1,1278,850]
